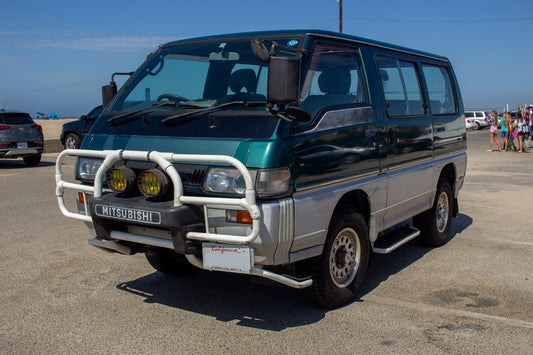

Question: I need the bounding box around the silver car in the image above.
[0,110,44,166]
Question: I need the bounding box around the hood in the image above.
[82,133,253,165]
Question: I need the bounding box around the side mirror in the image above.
[267,56,300,104]
[80,115,88,122]
[102,82,117,109]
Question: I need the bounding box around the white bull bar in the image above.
[55,149,261,245]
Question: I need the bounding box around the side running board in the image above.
[372,226,420,254]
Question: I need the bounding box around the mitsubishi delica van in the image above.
[55,30,466,308]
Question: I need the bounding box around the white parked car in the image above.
[465,116,474,130]
[465,111,489,130]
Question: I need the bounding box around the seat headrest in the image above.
[228,69,256,94]
[318,68,351,95]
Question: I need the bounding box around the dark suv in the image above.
[0,110,44,166]
[60,106,102,149]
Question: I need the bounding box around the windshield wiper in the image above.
[161,100,267,127]
[108,102,202,127]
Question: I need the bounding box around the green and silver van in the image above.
[56,30,466,308]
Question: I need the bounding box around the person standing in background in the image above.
[515,112,528,152]
[500,112,511,151]
[526,104,533,145]
[488,110,501,152]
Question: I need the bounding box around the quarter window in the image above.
[422,64,457,115]
[377,56,425,117]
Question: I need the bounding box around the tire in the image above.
[64,133,81,149]
[414,180,453,247]
[474,122,481,130]
[310,211,370,308]
[23,154,41,166]
[145,248,198,276]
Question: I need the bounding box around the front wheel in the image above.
[64,133,81,149]
[145,248,198,276]
[414,180,453,247]
[310,211,370,308]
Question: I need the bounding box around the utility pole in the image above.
[338,0,343,33]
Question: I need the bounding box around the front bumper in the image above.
[89,193,205,254]
[55,149,312,289]
[0,147,43,158]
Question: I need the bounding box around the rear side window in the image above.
[421,64,457,115]
[465,112,474,118]
[377,56,425,118]
[0,113,33,124]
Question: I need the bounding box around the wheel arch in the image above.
[438,163,458,217]
[61,130,79,144]
[331,189,371,227]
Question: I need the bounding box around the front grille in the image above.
[189,168,207,186]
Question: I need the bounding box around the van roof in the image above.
[161,29,449,62]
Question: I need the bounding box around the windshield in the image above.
[110,37,302,112]
[92,37,302,139]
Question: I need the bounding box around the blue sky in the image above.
[1,0,532,117]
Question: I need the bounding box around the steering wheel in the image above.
[157,94,189,103]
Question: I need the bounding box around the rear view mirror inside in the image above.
[209,51,240,61]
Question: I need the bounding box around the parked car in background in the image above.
[60,105,102,149]
[465,116,474,130]
[464,111,489,130]
[0,110,43,166]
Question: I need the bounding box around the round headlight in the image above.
[77,158,103,180]
[232,174,246,194]
[107,166,135,193]
[138,169,169,197]
[205,169,231,192]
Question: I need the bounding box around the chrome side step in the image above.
[372,226,420,254]
[184,254,313,289]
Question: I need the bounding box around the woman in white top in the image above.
[515,112,528,152]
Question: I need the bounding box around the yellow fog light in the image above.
[138,169,169,197]
[107,167,135,193]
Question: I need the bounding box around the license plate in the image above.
[17,142,28,149]
[202,243,252,274]
[95,204,161,225]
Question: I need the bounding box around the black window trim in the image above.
[375,53,429,119]
[420,61,459,117]
[293,39,370,134]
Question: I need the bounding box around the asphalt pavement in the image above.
[0,129,531,354]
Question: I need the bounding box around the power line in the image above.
[344,16,533,24]
[309,16,533,27]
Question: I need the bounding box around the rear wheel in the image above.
[145,248,198,276]
[310,210,370,308]
[23,154,41,166]
[414,180,453,247]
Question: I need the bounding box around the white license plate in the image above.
[202,243,252,274]
[17,142,28,149]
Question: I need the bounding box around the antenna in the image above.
[337,0,343,33]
